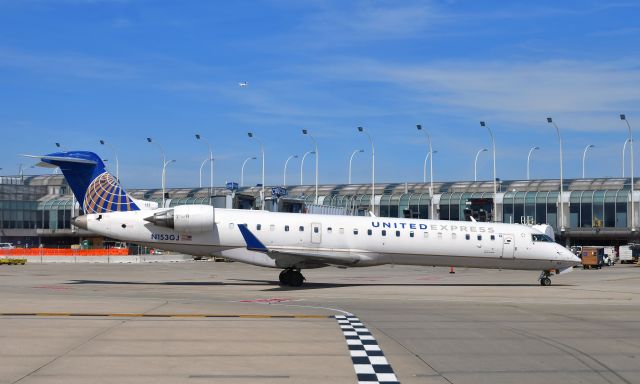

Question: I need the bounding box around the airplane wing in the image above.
[236,224,363,267]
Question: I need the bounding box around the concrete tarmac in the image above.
[0,262,639,384]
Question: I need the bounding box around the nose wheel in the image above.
[538,271,552,286]
[279,269,305,287]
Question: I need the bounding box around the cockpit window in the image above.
[532,234,554,242]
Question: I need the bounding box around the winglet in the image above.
[237,224,269,253]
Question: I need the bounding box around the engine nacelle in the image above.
[144,205,215,233]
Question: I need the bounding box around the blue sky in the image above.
[1,0,639,188]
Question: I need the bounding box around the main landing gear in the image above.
[538,271,552,286]
[279,269,305,287]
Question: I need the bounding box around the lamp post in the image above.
[479,122,498,222]
[423,150,438,183]
[241,156,256,187]
[474,148,488,182]
[195,133,214,205]
[99,139,119,181]
[283,155,298,186]
[358,127,375,214]
[416,124,434,217]
[621,114,635,231]
[349,149,364,184]
[162,159,176,206]
[623,138,631,178]
[546,118,565,232]
[302,129,319,204]
[300,151,315,185]
[582,144,595,178]
[527,146,540,180]
[146,137,171,208]
[247,132,265,210]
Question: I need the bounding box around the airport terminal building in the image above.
[0,174,637,247]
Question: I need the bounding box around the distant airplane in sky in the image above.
[239,82,248,87]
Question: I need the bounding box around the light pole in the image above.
[247,132,265,210]
[349,149,364,184]
[416,124,434,217]
[582,144,595,178]
[162,159,176,207]
[479,122,498,222]
[527,146,540,180]
[283,155,298,186]
[474,148,488,181]
[622,138,631,178]
[300,151,315,185]
[195,134,214,205]
[99,139,119,181]
[621,114,635,231]
[547,118,565,232]
[146,137,171,208]
[241,156,256,187]
[423,150,438,183]
[302,129,319,204]
[358,127,375,214]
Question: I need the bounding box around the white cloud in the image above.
[313,58,640,131]
[0,48,136,80]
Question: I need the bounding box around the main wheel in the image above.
[540,277,551,286]
[279,270,291,285]
[288,271,304,287]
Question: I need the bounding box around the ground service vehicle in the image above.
[582,247,604,269]
[619,245,639,264]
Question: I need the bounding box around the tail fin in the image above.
[32,151,140,214]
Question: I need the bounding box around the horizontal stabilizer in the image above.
[21,154,97,165]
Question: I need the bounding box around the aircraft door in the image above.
[501,234,515,259]
[311,222,322,244]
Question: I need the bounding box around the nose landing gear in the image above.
[279,269,305,287]
[538,270,552,286]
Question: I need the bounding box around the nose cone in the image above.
[562,247,582,266]
[72,215,88,230]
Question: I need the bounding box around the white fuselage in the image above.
[79,207,580,272]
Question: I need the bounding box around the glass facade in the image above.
[1,174,639,247]
[0,178,44,230]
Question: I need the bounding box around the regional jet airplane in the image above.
[29,151,580,287]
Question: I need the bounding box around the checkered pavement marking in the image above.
[335,315,400,384]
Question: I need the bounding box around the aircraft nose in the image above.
[565,249,581,265]
[72,215,88,230]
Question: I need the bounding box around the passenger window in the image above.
[452,233,457,240]
[285,225,289,232]
[367,229,372,236]
[382,230,386,236]
[410,231,414,238]
[256,224,261,231]
[270,224,275,232]
[229,223,234,229]
[353,229,358,235]
[491,235,495,241]
[423,232,429,239]
[314,227,319,233]
[339,228,344,234]
[299,226,304,232]
[437,232,443,240]
[396,230,400,237]
[477,235,482,241]
[465,234,470,240]
[327,227,332,234]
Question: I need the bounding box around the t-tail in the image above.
[27,151,140,214]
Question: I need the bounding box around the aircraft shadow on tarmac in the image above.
[66,279,554,290]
